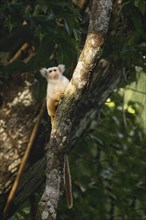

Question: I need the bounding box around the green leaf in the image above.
[134,0,146,15]
[64,19,70,35]
[5,15,15,32]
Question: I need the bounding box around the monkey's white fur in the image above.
[40,64,69,119]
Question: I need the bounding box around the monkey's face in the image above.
[40,65,65,81]
[48,68,60,79]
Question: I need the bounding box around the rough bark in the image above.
[0,69,53,220]
[38,1,113,220]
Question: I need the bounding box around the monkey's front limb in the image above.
[46,97,59,125]
[46,93,65,125]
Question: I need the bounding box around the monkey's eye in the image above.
[49,69,57,73]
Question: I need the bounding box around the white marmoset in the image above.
[40,64,69,123]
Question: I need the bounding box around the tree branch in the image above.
[38,1,113,219]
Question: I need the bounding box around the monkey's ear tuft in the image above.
[58,64,65,74]
[40,68,47,78]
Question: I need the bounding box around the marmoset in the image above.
[40,64,73,209]
[40,64,69,124]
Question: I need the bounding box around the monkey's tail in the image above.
[64,155,73,209]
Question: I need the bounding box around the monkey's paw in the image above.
[60,92,64,99]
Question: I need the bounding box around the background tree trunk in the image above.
[0,72,49,218]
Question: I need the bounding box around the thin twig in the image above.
[9,43,29,63]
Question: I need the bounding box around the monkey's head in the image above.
[40,64,65,80]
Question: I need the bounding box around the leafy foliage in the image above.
[62,93,146,220]
[105,0,146,76]
[0,0,81,73]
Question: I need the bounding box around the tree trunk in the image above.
[37,1,114,220]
